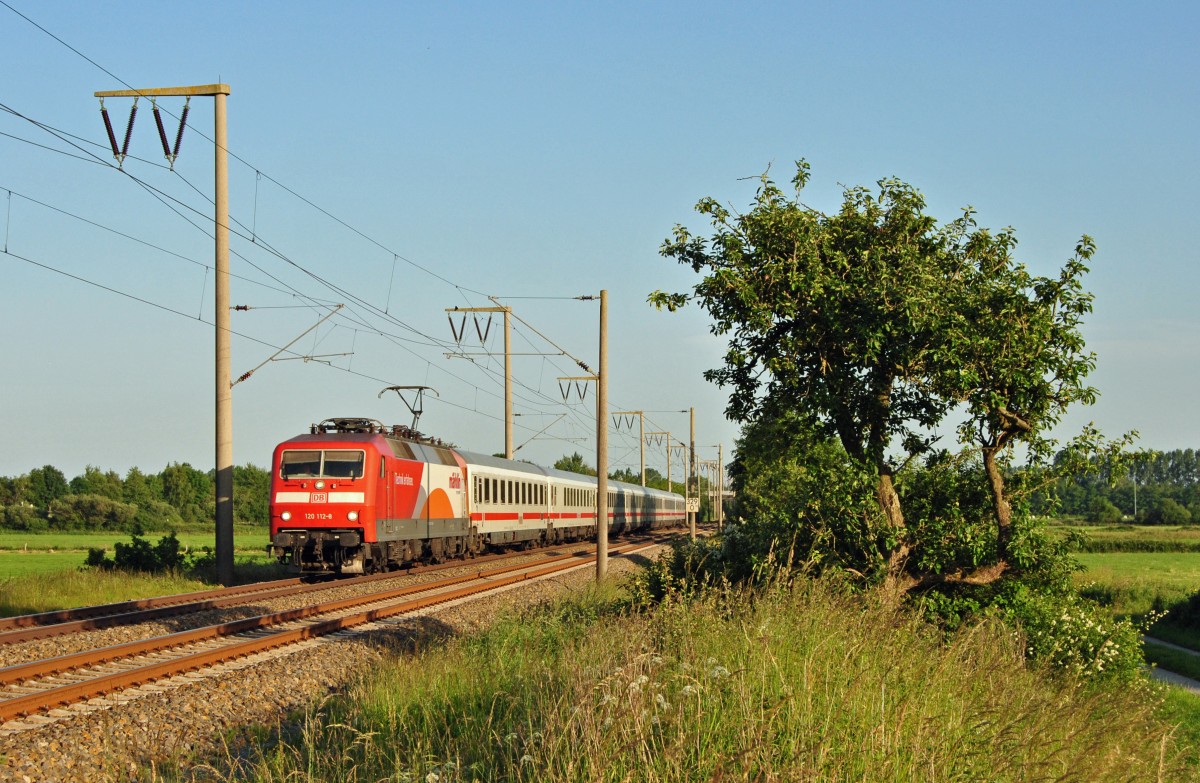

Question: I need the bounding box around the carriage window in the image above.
[280,449,365,480]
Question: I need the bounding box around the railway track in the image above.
[0,536,666,727]
[0,540,631,646]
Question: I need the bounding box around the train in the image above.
[268,417,688,574]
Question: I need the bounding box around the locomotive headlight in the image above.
[281,511,292,521]
[315,480,326,490]
[347,511,359,522]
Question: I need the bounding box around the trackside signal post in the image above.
[94,83,235,585]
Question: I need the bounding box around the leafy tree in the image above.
[233,464,271,525]
[27,465,68,509]
[553,452,596,476]
[653,160,1124,593]
[0,475,30,506]
[69,465,124,501]
[934,231,1125,573]
[161,462,213,523]
[122,466,161,508]
[653,161,976,585]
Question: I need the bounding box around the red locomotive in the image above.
[269,417,687,574]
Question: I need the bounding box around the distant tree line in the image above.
[1053,449,1200,525]
[0,463,270,532]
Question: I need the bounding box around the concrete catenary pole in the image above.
[94,83,234,585]
[718,442,724,530]
[214,89,232,585]
[596,290,609,581]
[689,406,696,540]
[503,308,512,458]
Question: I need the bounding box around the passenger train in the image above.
[269,417,687,574]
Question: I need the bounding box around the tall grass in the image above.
[192,577,1189,782]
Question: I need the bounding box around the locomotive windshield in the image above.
[279,449,366,479]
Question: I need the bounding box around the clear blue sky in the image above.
[1,1,1197,482]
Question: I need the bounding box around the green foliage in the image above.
[1,503,46,531]
[1086,495,1123,524]
[233,464,271,525]
[900,452,997,575]
[652,159,1116,586]
[27,464,68,507]
[0,461,269,531]
[68,465,124,501]
[47,493,137,531]
[1002,588,1146,682]
[1162,590,1200,631]
[0,475,30,506]
[724,408,888,579]
[553,452,597,476]
[88,532,190,573]
[133,499,184,531]
[1152,496,1192,526]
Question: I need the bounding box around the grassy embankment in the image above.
[173,576,1195,782]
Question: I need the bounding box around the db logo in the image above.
[448,474,462,489]
[310,492,328,503]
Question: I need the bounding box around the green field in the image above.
[1074,551,1200,592]
[1054,523,1200,552]
[0,528,271,578]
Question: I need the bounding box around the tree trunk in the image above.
[982,446,1012,562]
[876,469,911,596]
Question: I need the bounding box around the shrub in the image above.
[2,503,47,531]
[132,499,184,532]
[1000,587,1145,682]
[47,493,138,530]
[1086,496,1123,524]
[1156,497,1192,526]
[88,533,191,573]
